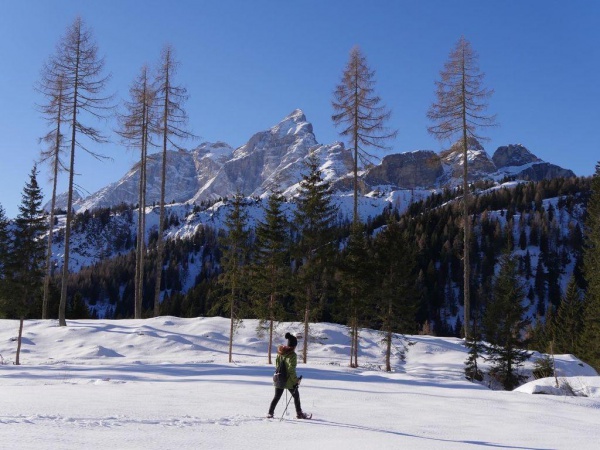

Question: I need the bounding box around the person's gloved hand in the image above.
[293,375,303,390]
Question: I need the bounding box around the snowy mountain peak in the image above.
[270,109,313,139]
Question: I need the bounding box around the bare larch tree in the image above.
[427,36,496,339]
[45,17,112,326]
[36,71,67,319]
[152,45,194,316]
[332,45,396,366]
[116,65,155,319]
[332,45,396,224]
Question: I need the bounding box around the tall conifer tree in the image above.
[43,17,112,326]
[332,45,396,225]
[339,223,372,368]
[219,194,251,363]
[0,204,10,301]
[427,36,496,338]
[152,45,194,317]
[373,217,419,372]
[252,191,291,364]
[552,275,583,355]
[581,162,600,370]
[37,71,67,319]
[294,153,337,363]
[483,252,531,390]
[11,166,46,364]
[117,65,156,319]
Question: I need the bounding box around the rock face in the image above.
[492,144,541,168]
[58,110,577,212]
[506,162,575,181]
[365,151,443,189]
[491,144,575,181]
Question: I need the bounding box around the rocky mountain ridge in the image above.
[53,110,575,212]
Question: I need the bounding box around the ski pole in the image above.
[280,388,295,421]
[280,376,302,421]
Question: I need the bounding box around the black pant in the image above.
[269,387,301,415]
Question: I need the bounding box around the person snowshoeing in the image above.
[267,332,311,419]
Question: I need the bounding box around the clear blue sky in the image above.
[1,0,599,218]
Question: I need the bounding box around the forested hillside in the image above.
[30,176,587,353]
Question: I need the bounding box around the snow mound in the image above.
[516,376,600,398]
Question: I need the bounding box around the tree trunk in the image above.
[303,291,310,364]
[43,99,62,320]
[154,63,170,318]
[135,102,148,320]
[353,321,359,368]
[16,318,24,366]
[385,296,393,372]
[59,35,81,328]
[268,293,274,365]
[385,329,392,372]
[229,284,235,363]
[461,52,471,340]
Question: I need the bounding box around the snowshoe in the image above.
[296,412,312,419]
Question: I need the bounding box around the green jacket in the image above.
[274,345,298,390]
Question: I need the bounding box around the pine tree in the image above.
[152,45,195,317]
[581,162,600,371]
[294,152,337,363]
[483,252,531,390]
[218,194,251,363]
[44,17,112,326]
[332,45,396,224]
[251,191,291,364]
[427,36,496,338]
[10,166,46,364]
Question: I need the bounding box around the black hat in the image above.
[285,332,298,348]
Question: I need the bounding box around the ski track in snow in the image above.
[0,413,267,428]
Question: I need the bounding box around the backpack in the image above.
[273,357,288,389]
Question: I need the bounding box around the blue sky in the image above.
[1,0,598,218]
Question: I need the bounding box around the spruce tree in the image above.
[251,191,291,364]
[10,166,46,364]
[464,330,485,382]
[294,152,337,363]
[339,222,373,368]
[483,252,531,390]
[373,217,419,372]
[581,162,600,371]
[0,204,11,313]
[552,275,583,355]
[218,194,251,363]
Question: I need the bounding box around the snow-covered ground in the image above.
[0,317,598,449]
